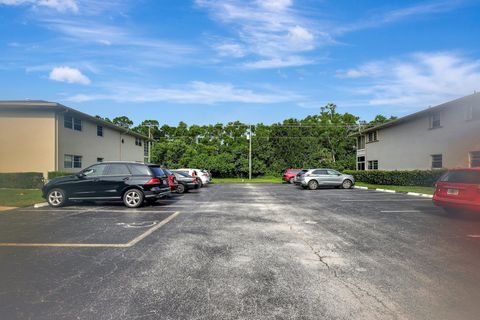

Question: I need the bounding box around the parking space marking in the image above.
[341,199,431,202]
[467,235,480,238]
[19,209,179,214]
[0,211,180,248]
[381,210,422,213]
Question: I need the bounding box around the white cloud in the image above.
[0,0,78,12]
[244,56,314,69]
[214,43,246,58]
[49,66,90,84]
[341,52,480,108]
[197,0,319,68]
[67,81,301,104]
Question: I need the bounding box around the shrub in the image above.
[48,171,72,179]
[0,172,44,189]
[343,169,447,187]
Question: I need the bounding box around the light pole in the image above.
[248,124,252,180]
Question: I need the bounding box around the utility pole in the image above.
[148,126,152,163]
[249,124,252,180]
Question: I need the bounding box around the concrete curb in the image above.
[355,186,433,198]
[354,186,368,190]
[34,202,49,208]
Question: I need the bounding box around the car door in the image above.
[326,169,344,186]
[68,164,109,198]
[311,169,329,185]
[98,164,132,198]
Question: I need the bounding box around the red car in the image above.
[283,169,303,184]
[433,168,480,213]
[163,168,179,192]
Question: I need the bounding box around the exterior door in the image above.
[311,169,329,185]
[98,164,132,198]
[68,164,109,198]
[326,169,344,186]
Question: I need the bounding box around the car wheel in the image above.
[342,179,353,189]
[123,189,144,208]
[289,177,295,184]
[308,180,318,190]
[47,188,67,207]
[177,184,186,194]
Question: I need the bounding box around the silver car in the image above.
[299,168,355,190]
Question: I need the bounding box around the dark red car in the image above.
[433,168,480,213]
[163,168,179,192]
[283,169,303,184]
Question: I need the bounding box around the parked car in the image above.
[172,171,200,193]
[177,168,209,187]
[283,169,303,184]
[163,168,179,192]
[42,162,171,208]
[433,168,480,213]
[294,169,309,185]
[298,168,355,190]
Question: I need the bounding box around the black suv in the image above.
[42,162,171,208]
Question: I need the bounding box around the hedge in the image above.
[48,171,73,179]
[344,169,447,187]
[0,172,44,189]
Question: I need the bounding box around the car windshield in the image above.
[440,170,480,184]
[175,171,191,177]
[149,166,165,177]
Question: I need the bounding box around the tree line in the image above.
[98,104,395,177]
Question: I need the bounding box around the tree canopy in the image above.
[128,103,384,177]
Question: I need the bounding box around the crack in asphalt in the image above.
[301,238,396,316]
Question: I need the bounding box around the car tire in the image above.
[289,177,295,184]
[177,184,186,194]
[342,179,353,189]
[123,189,144,208]
[308,180,318,190]
[47,188,67,207]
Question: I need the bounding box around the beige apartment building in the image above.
[356,93,480,170]
[0,100,149,177]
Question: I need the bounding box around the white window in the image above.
[64,115,82,131]
[357,156,365,170]
[367,131,378,143]
[431,154,443,169]
[429,111,441,129]
[64,115,73,129]
[470,151,480,167]
[135,137,143,146]
[144,143,149,157]
[64,154,82,169]
[97,125,103,137]
[368,160,378,170]
[357,135,366,149]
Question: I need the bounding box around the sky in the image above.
[1,0,480,126]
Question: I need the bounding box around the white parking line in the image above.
[381,210,421,213]
[19,209,179,214]
[341,199,431,202]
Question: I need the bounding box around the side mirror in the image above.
[76,173,85,178]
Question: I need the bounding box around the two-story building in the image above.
[0,100,149,177]
[355,93,480,170]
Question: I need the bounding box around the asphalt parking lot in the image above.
[1,184,480,319]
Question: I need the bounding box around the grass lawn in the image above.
[355,182,435,195]
[0,188,43,207]
[213,176,282,184]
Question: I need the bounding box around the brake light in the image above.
[146,178,161,185]
[202,173,207,176]
[192,178,197,182]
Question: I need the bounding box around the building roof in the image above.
[0,100,150,140]
[357,92,480,135]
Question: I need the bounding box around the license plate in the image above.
[447,188,459,196]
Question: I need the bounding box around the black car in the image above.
[42,162,171,208]
[172,171,200,194]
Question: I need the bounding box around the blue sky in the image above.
[1,0,480,125]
